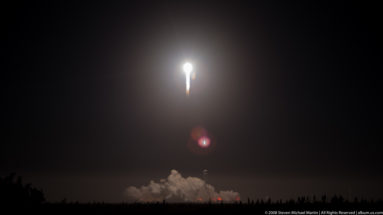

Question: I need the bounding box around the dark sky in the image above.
[2,1,383,202]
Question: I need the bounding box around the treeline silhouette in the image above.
[0,173,45,206]
[40,199,383,214]
[1,173,382,213]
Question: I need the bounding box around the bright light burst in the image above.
[182,62,193,95]
[198,136,211,148]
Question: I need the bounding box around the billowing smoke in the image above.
[125,170,240,203]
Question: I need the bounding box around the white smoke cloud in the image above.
[125,170,240,203]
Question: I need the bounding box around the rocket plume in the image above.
[182,62,193,95]
[186,73,191,95]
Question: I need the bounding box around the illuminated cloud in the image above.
[125,170,240,203]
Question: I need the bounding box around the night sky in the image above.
[2,1,383,202]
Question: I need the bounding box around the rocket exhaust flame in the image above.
[182,62,193,95]
[186,74,191,95]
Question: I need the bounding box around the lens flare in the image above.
[187,126,216,155]
[190,126,207,141]
[198,136,211,148]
